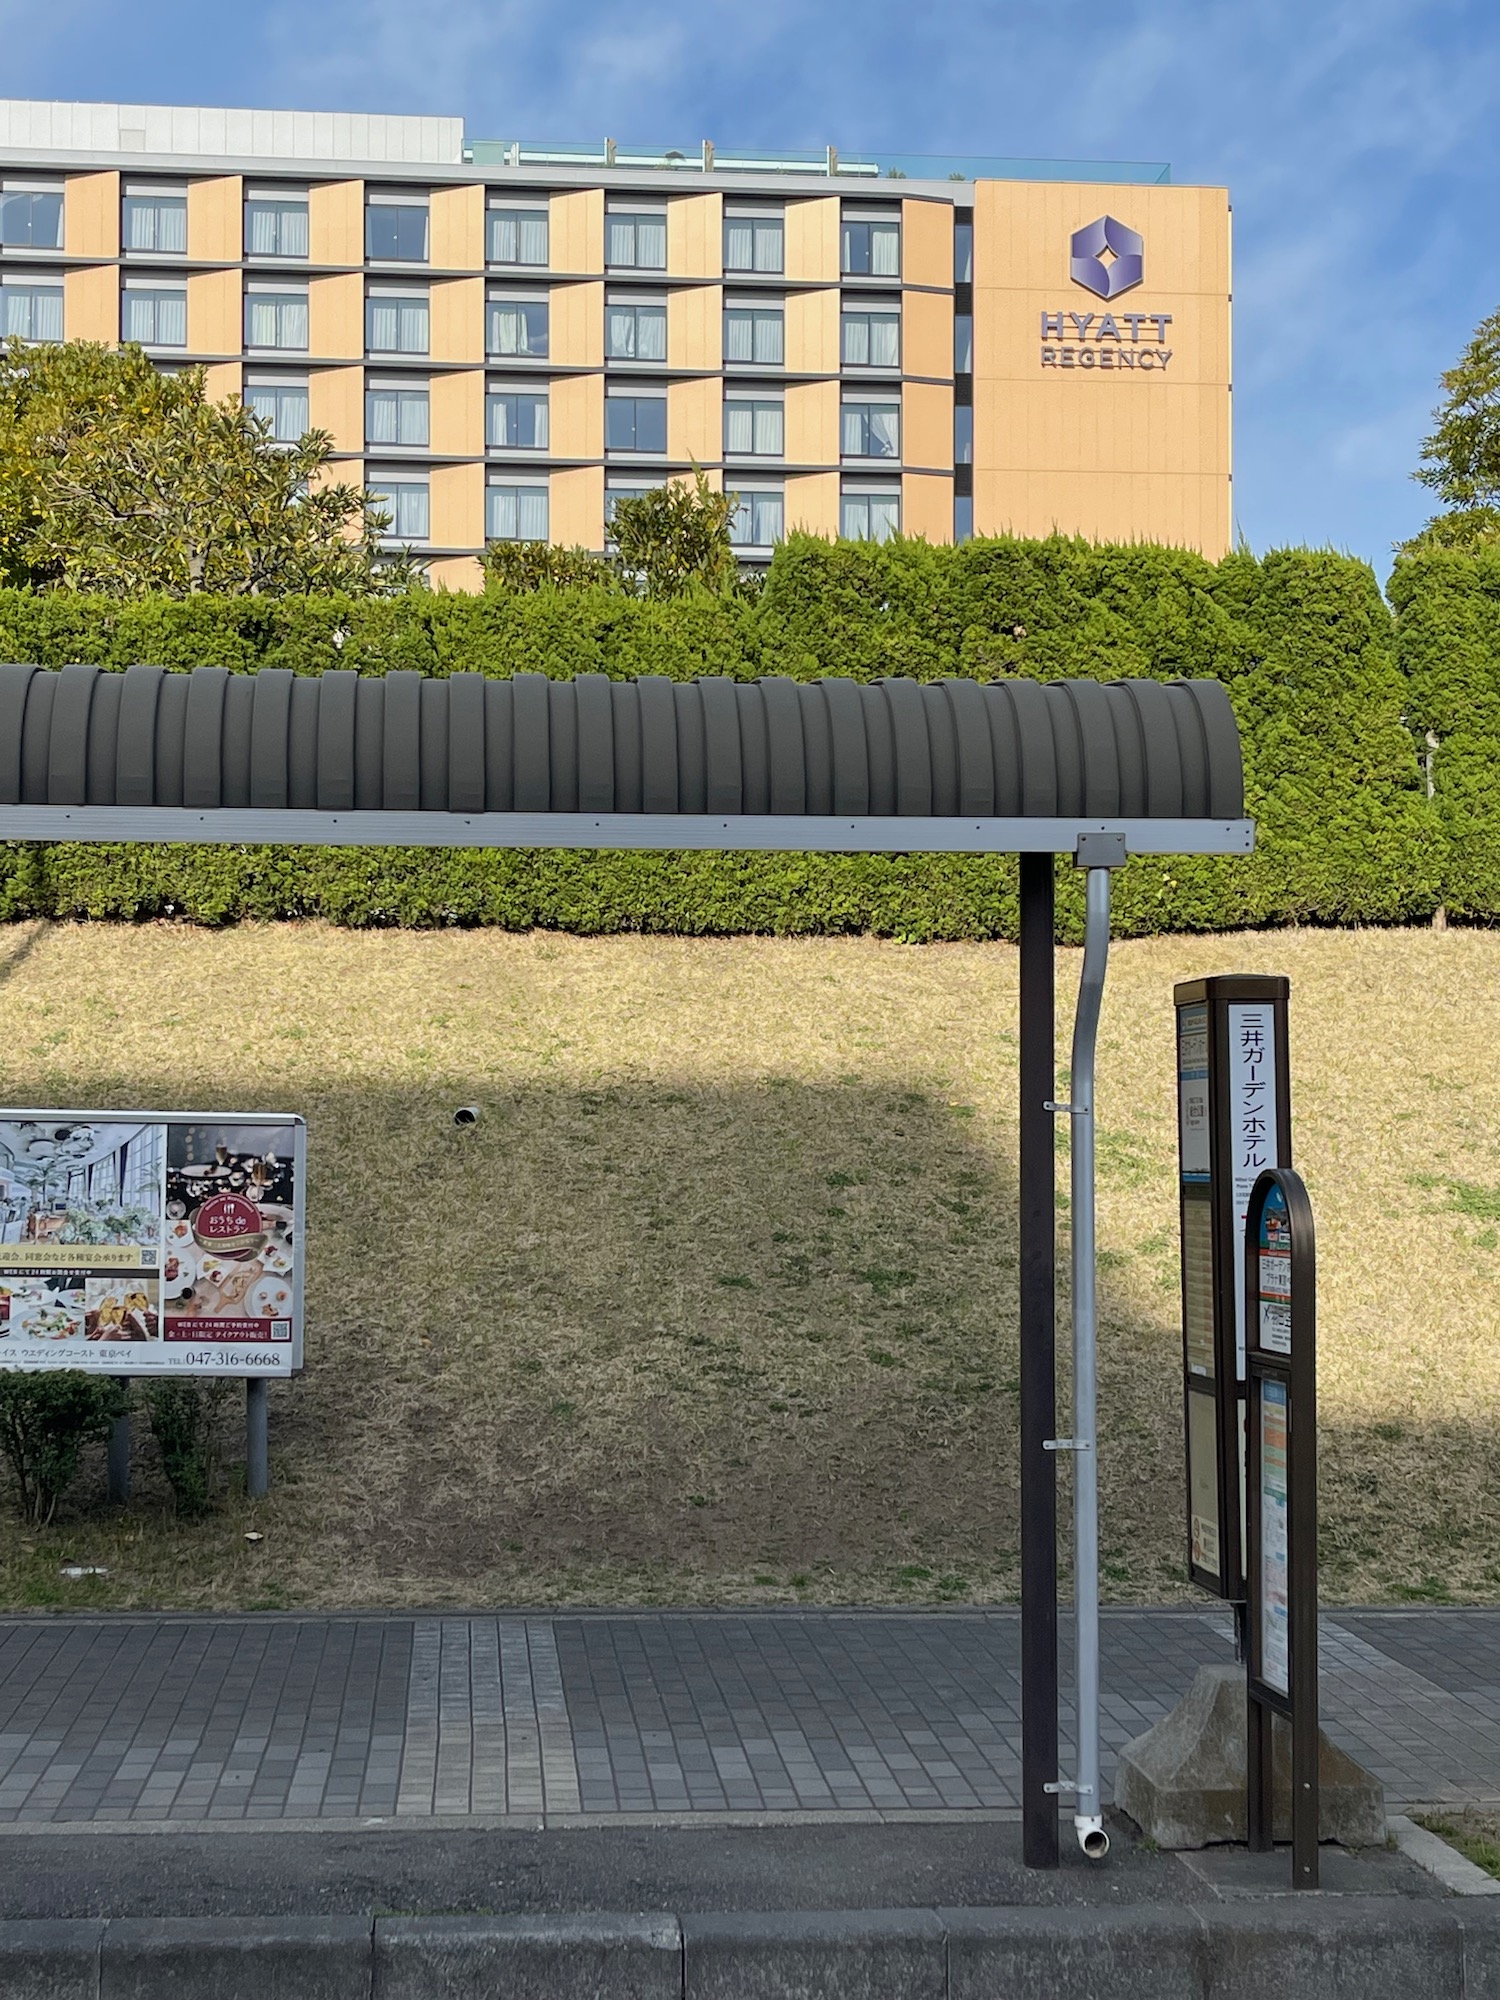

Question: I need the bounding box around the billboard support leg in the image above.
[1019,852,1060,1870]
[246,1378,269,1499]
[107,1380,131,1504]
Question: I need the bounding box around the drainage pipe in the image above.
[1069,864,1113,1860]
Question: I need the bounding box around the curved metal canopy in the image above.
[0,665,1251,855]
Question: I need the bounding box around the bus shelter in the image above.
[0,662,1251,1868]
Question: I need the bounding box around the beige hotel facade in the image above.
[0,100,1232,588]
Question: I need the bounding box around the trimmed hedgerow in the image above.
[0,532,1461,940]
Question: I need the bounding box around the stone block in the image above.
[0,1921,104,2000]
[101,1916,371,1999]
[1208,1898,1463,2000]
[375,1913,681,2000]
[682,1909,946,2000]
[1114,1664,1385,1849]
[944,1905,1206,2000]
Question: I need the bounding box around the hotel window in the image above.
[0,181,63,250]
[487,204,548,267]
[954,218,973,283]
[724,209,784,274]
[366,192,429,263]
[841,398,900,460]
[729,486,784,549]
[840,485,900,542]
[487,293,549,358]
[954,494,974,544]
[245,192,309,259]
[366,285,429,356]
[841,213,900,278]
[841,305,900,369]
[954,404,973,465]
[0,277,63,341]
[366,380,430,448]
[724,395,783,457]
[606,205,667,271]
[244,284,308,352]
[122,186,187,254]
[606,297,666,362]
[955,314,974,373]
[245,376,309,443]
[605,481,660,525]
[605,391,667,454]
[724,302,783,366]
[486,481,549,541]
[486,387,549,450]
[367,473,430,541]
[122,282,186,347]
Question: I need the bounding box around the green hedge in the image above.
[0,532,1466,940]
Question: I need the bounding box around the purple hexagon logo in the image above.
[1069,215,1144,300]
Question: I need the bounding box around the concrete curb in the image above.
[1,1900,1498,1999]
[1390,1813,1500,1896]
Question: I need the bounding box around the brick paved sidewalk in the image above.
[0,1608,1497,1827]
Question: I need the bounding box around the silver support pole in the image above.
[1069,865,1113,1860]
[246,1378,269,1499]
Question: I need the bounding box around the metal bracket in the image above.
[1044,1780,1078,1796]
[1044,1438,1091,1452]
[1073,829,1129,870]
[1044,1100,1079,1116]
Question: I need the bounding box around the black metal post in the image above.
[106,1379,131,1505]
[246,1378,269,1499]
[1018,852,1059,1869]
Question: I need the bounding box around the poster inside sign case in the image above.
[0,1111,305,1375]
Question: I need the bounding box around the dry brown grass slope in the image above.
[0,921,1494,1612]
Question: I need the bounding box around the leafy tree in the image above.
[0,1372,127,1525]
[608,468,740,597]
[1410,308,1500,549]
[482,538,622,594]
[0,339,417,595]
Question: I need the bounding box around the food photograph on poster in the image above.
[163,1124,298,1344]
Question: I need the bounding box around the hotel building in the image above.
[0,100,1232,587]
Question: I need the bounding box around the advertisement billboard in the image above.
[0,1112,304,1375]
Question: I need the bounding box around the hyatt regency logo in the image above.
[1041,216,1172,374]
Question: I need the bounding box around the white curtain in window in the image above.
[281,390,309,437]
[392,486,428,538]
[725,221,753,271]
[398,301,428,353]
[369,301,398,351]
[527,398,549,448]
[636,218,666,268]
[487,395,512,446]
[489,306,518,355]
[517,487,548,539]
[517,213,547,264]
[281,298,308,349]
[607,217,634,265]
[841,407,862,456]
[869,316,899,367]
[608,306,637,358]
[247,205,280,255]
[725,403,754,453]
[755,315,783,364]
[754,405,782,455]
[160,202,187,254]
[487,487,518,538]
[636,308,666,361]
[247,386,279,430]
[753,493,784,542]
[399,395,428,446]
[870,493,899,540]
[247,297,277,346]
[871,225,899,276]
[367,394,398,444]
[281,207,309,258]
[754,222,783,273]
[868,405,899,457]
[156,293,186,345]
[842,317,868,366]
[725,313,753,363]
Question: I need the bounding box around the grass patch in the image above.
[0,921,1495,1609]
[1415,1811,1500,1880]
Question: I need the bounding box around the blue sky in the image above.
[5,0,1497,576]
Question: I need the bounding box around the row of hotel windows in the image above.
[365,477,902,549]
[245,377,904,460]
[0,275,943,369]
[0,182,907,278]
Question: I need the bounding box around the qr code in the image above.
[270,1319,292,1342]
